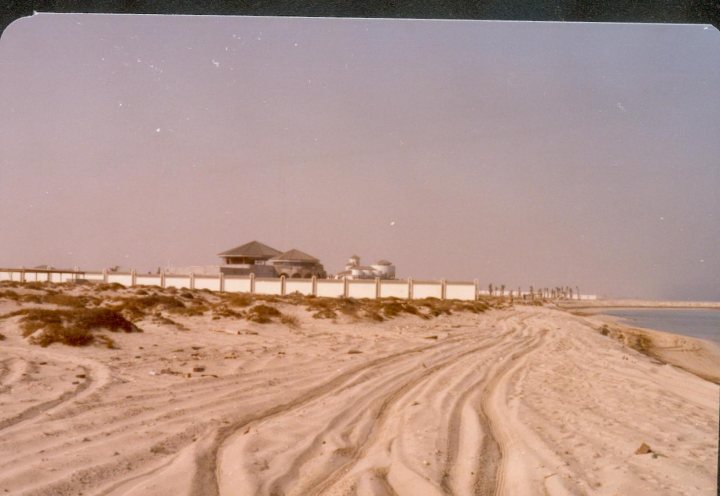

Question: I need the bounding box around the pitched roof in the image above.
[375,259,393,266]
[270,248,320,263]
[217,240,282,258]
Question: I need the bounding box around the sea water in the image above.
[602,308,720,345]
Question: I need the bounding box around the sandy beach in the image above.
[0,283,717,495]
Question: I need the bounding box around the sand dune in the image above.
[0,289,717,495]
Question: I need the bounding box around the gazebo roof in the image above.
[218,240,282,258]
[270,248,320,263]
[375,259,393,266]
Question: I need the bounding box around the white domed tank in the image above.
[371,259,396,279]
[346,255,361,271]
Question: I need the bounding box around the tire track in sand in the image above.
[482,318,549,496]
[189,342,443,496]
[303,329,525,496]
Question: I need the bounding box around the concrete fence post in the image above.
[103,269,108,284]
[375,277,380,299]
[219,272,225,292]
[190,273,195,290]
[250,273,256,295]
[343,276,349,298]
[131,270,137,287]
[20,270,25,283]
[160,272,166,289]
[441,279,447,300]
[474,279,479,300]
[311,276,317,297]
[280,275,286,296]
[408,277,413,300]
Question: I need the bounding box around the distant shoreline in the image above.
[557,299,720,310]
[561,306,720,385]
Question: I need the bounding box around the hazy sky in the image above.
[1,14,718,300]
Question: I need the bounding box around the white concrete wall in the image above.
[165,275,191,289]
[82,272,104,282]
[285,280,313,295]
[348,280,376,299]
[107,273,133,286]
[136,275,162,286]
[254,279,282,295]
[445,283,476,301]
[412,282,443,299]
[224,277,251,293]
[194,276,221,291]
[380,281,409,299]
[317,280,344,298]
[0,271,13,281]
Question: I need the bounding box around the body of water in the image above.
[601,308,720,345]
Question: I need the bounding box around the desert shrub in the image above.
[0,290,20,301]
[43,293,95,308]
[211,305,242,319]
[180,291,194,299]
[600,325,610,336]
[415,298,453,316]
[110,294,186,321]
[304,297,358,319]
[453,300,490,314]
[336,298,360,316]
[379,301,404,318]
[0,332,5,340]
[152,313,189,331]
[280,314,300,327]
[95,335,117,349]
[95,283,126,292]
[256,294,281,304]
[75,308,138,333]
[19,293,43,304]
[246,304,281,323]
[12,307,139,347]
[168,304,208,317]
[134,289,149,296]
[223,293,253,308]
[15,309,65,337]
[30,323,94,347]
[364,310,384,322]
[312,308,337,319]
[305,298,333,311]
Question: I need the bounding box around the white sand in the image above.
[0,295,717,495]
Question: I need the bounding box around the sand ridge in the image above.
[0,287,718,495]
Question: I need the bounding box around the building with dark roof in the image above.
[269,249,326,278]
[217,241,324,278]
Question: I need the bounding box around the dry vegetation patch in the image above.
[0,282,508,345]
[2,307,140,347]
